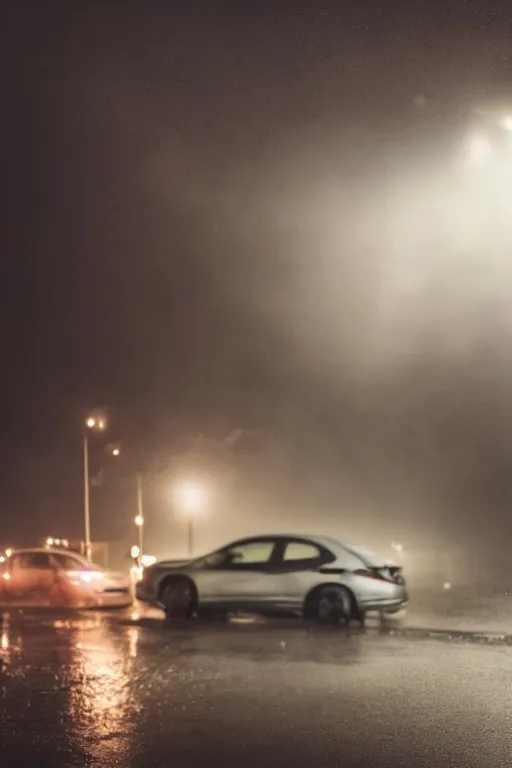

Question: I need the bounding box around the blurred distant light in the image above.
[173,481,206,516]
[0,556,4,564]
[442,582,452,591]
[46,537,54,547]
[134,515,144,527]
[5,549,12,558]
[112,448,120,457]
[86,413,107,431]
[391,542,403,555]
[3,573,10,580]
[130,545,140,560]
[62,539,69,548]
[141,554,156,568]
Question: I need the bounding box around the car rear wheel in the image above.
[311,586,354,626]
[159,578,196,619]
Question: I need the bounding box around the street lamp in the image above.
[174,481,205,558]
[83,413,106,560]
[134,513,144,559]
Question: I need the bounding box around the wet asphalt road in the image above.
[1,607,512,767]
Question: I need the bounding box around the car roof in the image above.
[226,533,346,552]
[9,548,85,557]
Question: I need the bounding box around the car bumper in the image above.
[91,588,133,608]
[359,593,409,613]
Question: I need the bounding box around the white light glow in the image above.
[174,482,206,516]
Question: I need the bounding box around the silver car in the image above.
[136,534,408,624]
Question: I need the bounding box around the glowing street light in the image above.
[174,482,205,514]
[134,513,144,561]
[173,481,206,558]
[112,447,121,457]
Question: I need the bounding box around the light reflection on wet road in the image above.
[1,606,512,767]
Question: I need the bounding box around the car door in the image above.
[8,552,56,603]
[193,538,280,608]
[269,539,336,609]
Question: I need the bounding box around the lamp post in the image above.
[134,473,144,557]
[84,414,106,560]
[174,482,205,559]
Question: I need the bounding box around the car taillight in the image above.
[388,566,405,585]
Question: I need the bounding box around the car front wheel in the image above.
[159,578,196,619]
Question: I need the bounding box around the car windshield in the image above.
[63,554,103,572]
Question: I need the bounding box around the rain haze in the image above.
[3,4,512,582]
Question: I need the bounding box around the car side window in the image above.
[227,541,275,565]
[203,541,276,568]
[12,553,53,570]
[283,542,322,562]
[281,540,331,570]
[52,554,83,571]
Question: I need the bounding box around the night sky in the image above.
[3,4,512,558]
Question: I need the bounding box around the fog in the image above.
[96,79,510,584]
[6,7,512,584]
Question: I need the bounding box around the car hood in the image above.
[155,559,193,569]
[103,570,131,584]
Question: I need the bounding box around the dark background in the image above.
[3,3,512,563]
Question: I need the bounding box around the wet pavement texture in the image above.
[1,606,512,767]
